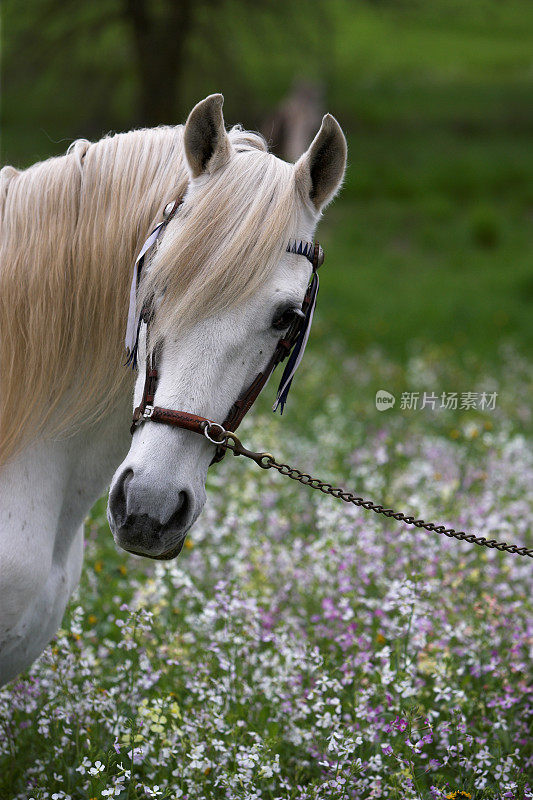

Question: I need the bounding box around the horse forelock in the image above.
[142,128,300,351]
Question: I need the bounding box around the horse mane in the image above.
[0,124,299,467]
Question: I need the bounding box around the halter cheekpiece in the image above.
[126,198,324,462]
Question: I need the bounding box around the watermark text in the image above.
[375,390,498,411]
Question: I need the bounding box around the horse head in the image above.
[107,94,347,559]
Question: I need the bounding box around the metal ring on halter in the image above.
[203,421,227,445]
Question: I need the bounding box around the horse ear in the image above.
[184,93,232,178]
[294,114,347,212]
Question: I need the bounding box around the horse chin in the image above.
[107,507,195,561]
[119,537,186,561]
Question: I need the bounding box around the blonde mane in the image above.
[0,125,299,466]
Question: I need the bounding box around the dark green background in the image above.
[3,0,533,359]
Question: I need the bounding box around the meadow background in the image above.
[1,1,532,798]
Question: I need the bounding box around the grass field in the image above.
[320,109,533,359]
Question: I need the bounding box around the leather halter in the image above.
[130,202,324,463]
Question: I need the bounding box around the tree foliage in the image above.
[2,0,331,165]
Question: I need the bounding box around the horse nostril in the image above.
[122,469,134,498]
[109,468,134,526]
[167,490,191,529]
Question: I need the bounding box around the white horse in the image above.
[0,94,346,685]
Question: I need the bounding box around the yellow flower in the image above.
[88,614,97,625]
[418,655,437,675]
[119,565,127,575]
[185,538,194,549]
[150,723,165,733]
[450,429,460,440]
[121,732,144,744]
[94,561,103,573]
[376,633,385,644]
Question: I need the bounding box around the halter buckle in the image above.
[203,421,227,445]
[143,405,154,419]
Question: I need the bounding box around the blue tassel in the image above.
[273,271,319,414]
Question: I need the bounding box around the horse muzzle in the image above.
[107,468,203,559]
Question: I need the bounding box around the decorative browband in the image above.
[286,239,324,268]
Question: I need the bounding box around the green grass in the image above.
[316,114,533,360]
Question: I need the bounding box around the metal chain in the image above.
[205,425,533,560]
[264,454,533,558]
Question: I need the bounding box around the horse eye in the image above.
[272,306,304,331]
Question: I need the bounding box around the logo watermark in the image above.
[375,390,396,411]
[375,390,498,411]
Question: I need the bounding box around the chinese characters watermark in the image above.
[375,390,498,411]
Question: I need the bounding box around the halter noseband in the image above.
[127,199,324,463]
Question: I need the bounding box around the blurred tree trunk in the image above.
[124,0,194,126]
